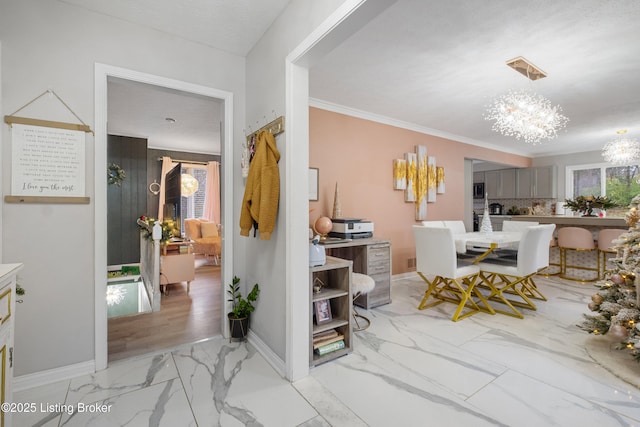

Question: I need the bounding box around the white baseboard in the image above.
[248,330,286,378]
[14,360,96,393]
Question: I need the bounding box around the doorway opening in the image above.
[95,64,234,371]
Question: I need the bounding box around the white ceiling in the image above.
[89,0,291,154]
[60,0,292,56]
[70,0,640,159]
[310,0,640,158]
[107,78,223,155]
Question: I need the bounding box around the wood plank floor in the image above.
[108,260,222,362]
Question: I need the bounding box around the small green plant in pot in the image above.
[227,276,260,340]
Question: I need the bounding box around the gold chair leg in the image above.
[417,272,485,321]
[558,248,599,282]
[478,272,529,318]
[523,276,547,301]
[418,273,446,310]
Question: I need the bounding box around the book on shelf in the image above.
[315,339,345,356]
[313,333,344,350]
[312,329,338,342]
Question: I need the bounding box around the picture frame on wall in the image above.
[309,168,319,201]
[314,298,332,325]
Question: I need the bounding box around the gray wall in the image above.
[1,0,245,376]
[532,150,603,200]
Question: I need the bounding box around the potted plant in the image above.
[227,276,260,340]
[564,195,616,217]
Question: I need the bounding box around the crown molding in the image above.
[308,97,530,157]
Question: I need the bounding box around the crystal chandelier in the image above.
[484,88,569,144]
[602,130,640,165]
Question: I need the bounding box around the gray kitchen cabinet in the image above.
[516,166,557,198]
[485,169,516,199]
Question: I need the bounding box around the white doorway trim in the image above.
[94,64,234,371]
[283,0,397,381]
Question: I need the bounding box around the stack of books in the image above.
[313,329,345,356]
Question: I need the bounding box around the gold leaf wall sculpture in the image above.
[436,166,445,194]
[404,152,417,202]
[415,145,428,220]
[393,147,445,219]
[393,159,407,190]
[427,156,437,203]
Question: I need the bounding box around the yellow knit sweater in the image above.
[239,130,280,240]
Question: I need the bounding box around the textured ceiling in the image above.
[310,0,640,158]
[107,78,223,154]
[60,0,291,56]
[67,0,292,154]
[68,0,640,159]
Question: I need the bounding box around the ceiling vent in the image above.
[506,56,547,81]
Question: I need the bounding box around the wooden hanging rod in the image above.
[156,158,209,166]
[5,195,90,204]
[4,115,92,133]
[246,115,285,141]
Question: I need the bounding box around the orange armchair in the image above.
[184,218,221,263]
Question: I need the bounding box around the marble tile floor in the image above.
[14,275,640,426]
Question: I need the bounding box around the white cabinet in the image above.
[485,169,516,198]
[473,171,485,183]
[0,264,21,427]
[160,253,195,293]
[516,166,557,198]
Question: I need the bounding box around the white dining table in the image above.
[454,231,522,263]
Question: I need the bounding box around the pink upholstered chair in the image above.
[597,229,626,278]
[557,227,597,281]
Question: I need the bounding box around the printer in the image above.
[329,218,373,239]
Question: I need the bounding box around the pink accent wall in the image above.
[309,107,531,274]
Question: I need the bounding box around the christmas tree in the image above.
[578,195,640,361]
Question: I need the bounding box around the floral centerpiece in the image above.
[136,215,178,244]
[563,195,616,217]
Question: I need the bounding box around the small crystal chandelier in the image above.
[484,89,569,145]
[484,56,569,145]
[602,130,640,165]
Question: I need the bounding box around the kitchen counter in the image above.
[510,215,627,227]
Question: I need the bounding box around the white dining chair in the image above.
[525,223,556,301]
[499,220,539,251]
[421,221,445,227]
[443,220,466,234]
[413,225,493,321]
[477,225,549,318]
